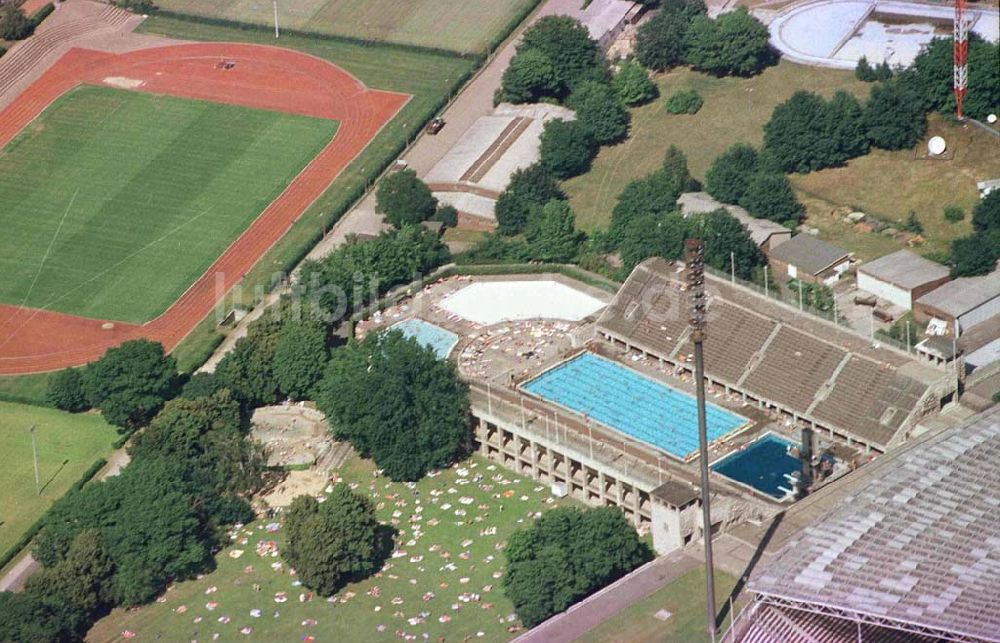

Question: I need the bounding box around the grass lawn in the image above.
[562,61,869,231]
[789,113,1000,259]
[135,15,478,371]
[152,0,538,54]
[0,402,117,556]
[88,454,576,641]
[577,568,742,643]
[0,85,336,323]
[0,372,52,407]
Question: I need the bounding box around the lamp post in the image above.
[685,239,716,638]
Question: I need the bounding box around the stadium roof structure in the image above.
[857,249,950,291]
[769,235,850,276]
[916,270,1000,319]
[596,258,949,451]
[743,405,1000,642]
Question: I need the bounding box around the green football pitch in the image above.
[0,402,117,557]
[0,85,337,323]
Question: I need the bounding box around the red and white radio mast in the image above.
[953,0,969,119]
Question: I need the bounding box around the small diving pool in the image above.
[521,352,748,460]
[712,433,802,500]
[390,319,458,359]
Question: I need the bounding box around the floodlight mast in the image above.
[954,0,969,119]
[685,238,716,638]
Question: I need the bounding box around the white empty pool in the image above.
[439,280,606,325]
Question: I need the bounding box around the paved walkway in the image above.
[513,549,701,643]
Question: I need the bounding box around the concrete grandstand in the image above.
[724,404,1000,643]
[424,103,574,225]
[596,258,955,453]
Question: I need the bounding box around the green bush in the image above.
[943,206,965,223]
[664,89,703,114]
[29,3,55,26]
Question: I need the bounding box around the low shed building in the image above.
[856,249,950,311]
[677,192,791,253]
[767,234,851,286]
[914,270,1000,335]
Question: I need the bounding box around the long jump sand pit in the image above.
[0,43,408,375]
[439,280,607,325]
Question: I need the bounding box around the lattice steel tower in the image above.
[954,0,969,119]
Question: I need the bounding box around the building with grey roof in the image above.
[678,192,791,253]
[725,405,1000,642]
[768,234,852,286]
[856,249,951,311]
[914,269,1000,335]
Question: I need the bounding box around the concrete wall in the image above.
[857,273,909,309]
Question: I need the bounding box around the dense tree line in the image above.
[636,2,773,77]
[3,381,264,640]
[503,506,652,627]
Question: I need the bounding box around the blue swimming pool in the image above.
[522,352,748,459]
[712,433,801,500]
[390,319,458,359]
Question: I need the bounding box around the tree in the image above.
[516,16,603,96]
[316,331,470,481]
[568,80,630,144]
[283,487,392,596]
[539,118,598,179]
[691,209,765,279]
[23,529,115,638]
[972,190,1000,232]
[216,314,283,407]
[498,48,560,103]
[431,204,459,228]
[661,145,699,193]
[274,320,328,400]
[458,233,533,265]
[685,8,773,77]
[376,169,438,228]
[128,390,264,501]
[495,163,566,235]
[180,371,230,400]
[612,59,657,106]
[635,7,693,72]
[943,206,965,223]
[864,78,926,150]
[0,5,32,40]
[855,55,876,81]
[826,90,869,161]
[740,171,803,223]
[525,200,584,263]
[617,211,688,271]
[0,591,71,642]
[82,339,178,431]
[47,368,89,412]
[705,143,759,204]
[503,507,652,627]
[610,170,686,244]
[950,230,1000,277]
[34,457,215,606]
[664,89,703,114]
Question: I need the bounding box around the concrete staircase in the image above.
[0,4,133,100]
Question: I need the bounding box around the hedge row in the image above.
[0,457,107,572]
[30,3,55,25]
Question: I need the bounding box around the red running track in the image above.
[0,43,409,374]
